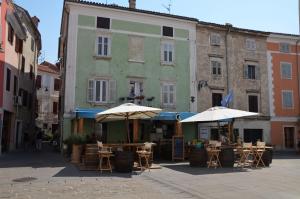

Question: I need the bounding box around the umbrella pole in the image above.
[126,114,130,143]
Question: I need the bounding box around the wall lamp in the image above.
[198,80,208,91]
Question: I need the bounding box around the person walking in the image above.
[36,128,43,151]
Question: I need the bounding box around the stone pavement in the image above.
[0,149,300,199]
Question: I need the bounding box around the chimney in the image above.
[31,16,40,28]
[129,0,136,9]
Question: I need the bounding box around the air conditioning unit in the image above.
[13,96,22,106]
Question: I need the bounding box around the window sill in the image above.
[128,59,145,64]
[161,62,175,67]
[93,55,112,60]
[161,105,176,110]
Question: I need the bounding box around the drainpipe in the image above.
[225,23,232,100]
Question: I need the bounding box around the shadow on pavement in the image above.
[273,151,300,159]
[161,162,249,175]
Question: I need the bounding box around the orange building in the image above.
[267,33,300,150]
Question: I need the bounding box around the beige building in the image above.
[36,61,60,134]
[196,22,271,143]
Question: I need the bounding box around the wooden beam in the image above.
[78,118,84,134]
[133,119,139,143]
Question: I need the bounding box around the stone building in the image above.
[196,22,271,143]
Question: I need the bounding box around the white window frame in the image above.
[279,43,290,53]
[161,82,176,108]
[211,60,222,76]
[87,78,116,104]
[245,38,256,50]
[282,90,294,109]
[161,40,174,65]
[210,33,221,46]
[280,62,292,80]
[96,35,111,57]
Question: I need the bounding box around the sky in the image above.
[13,0,299,64]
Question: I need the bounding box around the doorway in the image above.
[2,111,11,152]
[284,127,295,149]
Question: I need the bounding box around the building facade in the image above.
[59,0,197,143]
[196,22,271,144]
[36,61,60,135]
[0,0,41,153]
[267,33,300,150]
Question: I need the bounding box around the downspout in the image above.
[225,24,232,101]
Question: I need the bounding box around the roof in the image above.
[38,61,60,75]
[65,0,198,22]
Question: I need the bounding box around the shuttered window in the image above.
[97,17,110,29]
[161,83,176,108]
[162,26,173,37]
[87,79,116,103]
[53,102,58,114]
[21,56,25,73]
[161,41,174,64]
[244,64,259,80]
[13,76,17,95]
[97,36,111,56]
[54,78,60,91]
[211,60,221,76]
[210,33,221,46]
[280,62,292,79]
[8,23,14,45]
[248,95,258,112]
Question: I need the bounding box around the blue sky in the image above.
[14,0,298,63]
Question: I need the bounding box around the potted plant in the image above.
[64,134,86,164]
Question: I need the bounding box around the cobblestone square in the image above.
[0,151,299,199]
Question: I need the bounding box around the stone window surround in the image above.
[247,93,259,113]
[160,81,176,109]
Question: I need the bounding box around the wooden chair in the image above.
[207,141,222,168]
[136,142,152,171]
[237,142,253,168]
[254,141,266,168]
[97,141,113,173]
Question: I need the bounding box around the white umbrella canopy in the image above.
[95,103,162,122]
[96,103,161,143]
[180,106,259,123]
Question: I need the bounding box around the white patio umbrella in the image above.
[180,106,259,123]
[96,103,162,142]
[180,106,259,143]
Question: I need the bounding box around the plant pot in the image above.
[71,144,82,164]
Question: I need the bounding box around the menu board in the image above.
[172,136,184,161]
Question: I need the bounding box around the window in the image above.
[97,36,111,57]
[42,74,51,91]
[128,80,144,104]
[161,83,176,107]
[211,60,221,76]
[281,62,292,79]
[161,41,174,64]
[248,95,258,112]
[97,17,110,29]
[212,93,222,107]
[53,102,58,114]
[210,33,221,46]
[128,36,144,62]
[29,65,33,79]
[282,90,293,108]
[87,79,116,103]
[54,78,60,91]
[162,26,173,37]
[279,43,290,53]
[8,23,14,45]
[244,64,259,80]
[31,38,35,51]
[36,75,41,89]
[245,38,256,50]
[21,56,25,73]
[15,36,23,53]
[6,68,11,91]
[13,76,17,95]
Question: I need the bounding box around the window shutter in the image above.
[87,80,94,102]
[109,79,116,103]
[243,65,248,79]
[255,65,260,80]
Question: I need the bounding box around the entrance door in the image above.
[284,127,295,149]
[1,111,11,152]
[244,129,263,144]
[15,121,22,149]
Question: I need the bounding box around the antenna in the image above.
[162,0,172,14]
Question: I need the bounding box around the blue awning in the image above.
[153,112,197,121]
[75,108,104,119]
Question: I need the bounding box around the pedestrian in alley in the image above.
[35,128,43,151]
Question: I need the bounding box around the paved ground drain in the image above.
[12,177,37,183]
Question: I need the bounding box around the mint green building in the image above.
[59,0,198,145]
